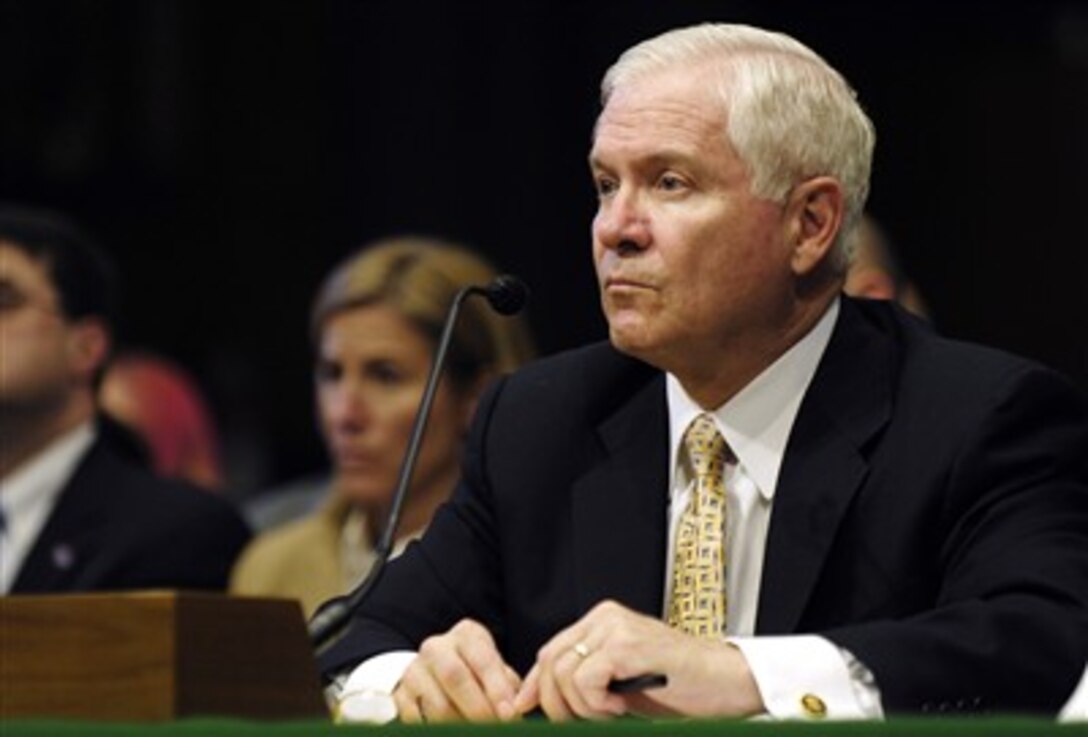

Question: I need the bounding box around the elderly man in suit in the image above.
[322,23,1088,722]
[0,205,250,593]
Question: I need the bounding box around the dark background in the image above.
[3,1,1086,498]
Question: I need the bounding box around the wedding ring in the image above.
[573,641,591,659]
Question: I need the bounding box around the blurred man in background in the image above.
[0,205,250,593]
[844,214,929,318]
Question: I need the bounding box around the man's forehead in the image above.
[589,101,726,166]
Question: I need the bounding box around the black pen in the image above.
[608,673,668,693]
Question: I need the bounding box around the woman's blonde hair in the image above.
[311,236,535,389]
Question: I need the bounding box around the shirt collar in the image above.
[666,298,839,501]
[1,420,96,539]
[1,421,96,523]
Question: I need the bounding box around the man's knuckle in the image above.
[452,618,482,638]
[434,656,469,686]
[419,635,444,658]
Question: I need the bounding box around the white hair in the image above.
[601,23,876,270]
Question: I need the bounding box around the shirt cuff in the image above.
[336,650,417,723]
[1059,665,1088,722]
[729,634,883,720]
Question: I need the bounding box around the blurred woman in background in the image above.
[230,237,535,616]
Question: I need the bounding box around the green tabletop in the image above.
[2,718,1080,736]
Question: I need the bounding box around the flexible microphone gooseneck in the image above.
[308,275,529,653]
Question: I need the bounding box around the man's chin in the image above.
[608,326,662,366]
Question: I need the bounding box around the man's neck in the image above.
[675,294,836,410]
[0,398,96,479]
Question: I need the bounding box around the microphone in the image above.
[308,275,529,652]
[480,274,530,316]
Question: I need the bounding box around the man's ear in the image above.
[66,317,111,382]
[785,176,844,276]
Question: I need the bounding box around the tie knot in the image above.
[683,413,726,479]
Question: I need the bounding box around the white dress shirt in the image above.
[0,421,95,593]
[664,299,880,720]
[340,299,882,722]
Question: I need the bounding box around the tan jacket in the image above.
[230,494,422,618]
[230,495,357,617]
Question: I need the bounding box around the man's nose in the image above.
[594,189,651,253]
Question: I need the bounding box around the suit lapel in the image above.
[757,299,894,633]
[572,373,669,618]
[13,442,112,592]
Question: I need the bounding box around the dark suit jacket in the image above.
[320,297,1088,715]
[11,433,251,593]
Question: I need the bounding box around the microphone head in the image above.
[483,274,529,315]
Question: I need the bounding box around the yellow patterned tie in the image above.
[667,413,728,638]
